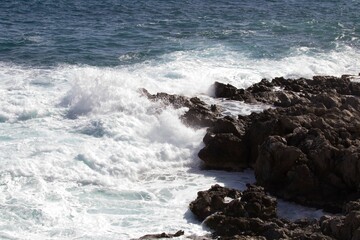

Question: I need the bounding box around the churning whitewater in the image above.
[0,47,359,239]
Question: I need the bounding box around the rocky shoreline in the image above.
[138,74,360,240]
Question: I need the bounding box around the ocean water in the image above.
[0,0,359,239]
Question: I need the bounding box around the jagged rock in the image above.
[209,117,245,138]
[213,81,240,99]
[213,81,257,103]
[199,76,360,211]
[189,184,276,223]
[320,200,360,240]
[219,236,266,240]
[140,88,191,108]
[198,117,249,170]
[135,230,184,239]
[198,132,247,170]
[140,89,220,128]
[186,235,214,240]
[255,136,310,190]
[204,215,267,237]
[190,184,332,239]
[189,184,242,221]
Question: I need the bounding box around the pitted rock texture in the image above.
[190,184,333,239]
[199,76,360,211]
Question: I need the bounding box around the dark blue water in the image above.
[1,0,359,66]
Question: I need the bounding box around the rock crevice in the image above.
[199,76,360,211]
[143,74,360,239]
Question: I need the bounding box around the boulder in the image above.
[190,184,333,239]
[198,117,249,170]
[198,133,247,170]
[189,184,242,221]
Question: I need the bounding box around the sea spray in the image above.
[0,8,359,235]
[0,42,359,238]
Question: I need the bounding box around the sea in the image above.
[0,0,359,239]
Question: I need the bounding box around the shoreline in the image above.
[138,74,360,239]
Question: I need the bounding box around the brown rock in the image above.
[200,76,360,211]
[189,184,242,221]
[320,200,360,240]
[141,89,220,128]
[135,230,184,239]
[198,133,248,170]
[190,185,332,239]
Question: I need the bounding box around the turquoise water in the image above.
[0,1,359,239]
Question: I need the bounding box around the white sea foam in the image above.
[200,95,272,117]
[0,45,358,239]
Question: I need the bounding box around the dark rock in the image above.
[140,89,220,128]
[320,199,360,240]
[198,133,247,170]
[213,81,240,99]
[190,184,333,239]
[198,117,250,170]
[189,184,275,223]
[212,82,259,103]
[135,230,184,239]
[189,184,242,221]
[219,236,266,240]
[140,88,191,109]
[209,117,245,138]
[186,235,214,240]
[200,76,360,211]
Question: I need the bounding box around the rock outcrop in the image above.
[198,116,248,170]
[134,230,184,239]
[320,199,360,240]
[143,74,360,239]
[199,76,360,211]
[190,184,333,239]
[140,88,220,128]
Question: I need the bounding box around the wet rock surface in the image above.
[199,76,360,211]
[135,230,184,239]
[190,184,333,239]
[189,184,243,221]
[140,88,220,128]
[198,117,248,170]
[143,75,360,239]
